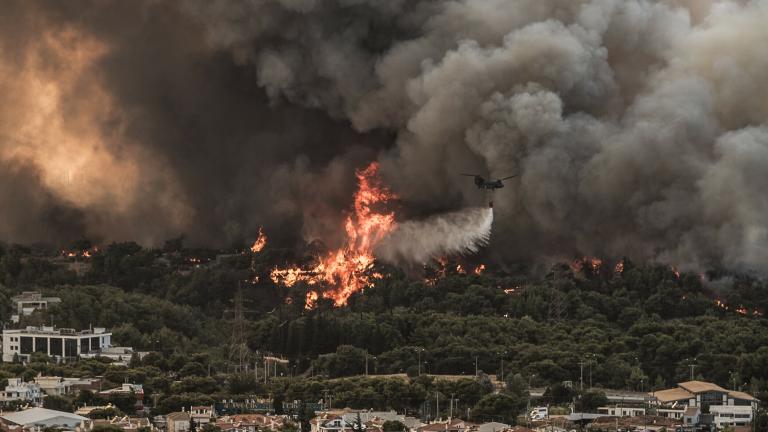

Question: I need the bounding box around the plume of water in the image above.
[376,207,493,264]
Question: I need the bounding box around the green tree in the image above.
[382,421,406,432]
[471,394,525,424]
[576,391,608,413]
[43,395,74,412]
[91,426,124,432]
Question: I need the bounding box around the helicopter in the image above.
[460,173,518,190]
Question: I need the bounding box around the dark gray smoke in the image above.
[2,0,768,271]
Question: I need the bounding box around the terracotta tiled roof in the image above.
[678,381,728,394]
[652,388,693,403]
[728,390,758,402]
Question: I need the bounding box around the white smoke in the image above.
[376,207,494,264]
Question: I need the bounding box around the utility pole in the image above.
[579,361,585,391]
[228,282,249,373]
[418,348,423,376]
[450,393,455,419]
[365,350,369,376]
[688,362,696,381]
[436,392,440,422]
[475,356,479,377]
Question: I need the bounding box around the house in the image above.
[216,414,288,432]
[90,417,154,432]
[98,383,144,410]
[596,406,646,417]
[416,419,478,432]
[80,346,150,366]
[650,381,759,428]
[34,376,73,397]
[10,292,61,323]
[477,422,510,432]
[75,405,116,417]
[64,377,102,393]
[0,407,89,431]
[0,378,43,406]
[190,405,215,426]
[166,412,191,432]
[312,415,357,432]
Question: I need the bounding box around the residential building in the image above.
[98,383,144,410]
[34,376,73,397]
[650,381,759,428]
[0,378,43,406]
[416,419,478,432]
[80,346,150,366]
[91,417,155,432]
[2,326,111,363]
[215,414,287,432]
[190,405,214,426]
[166,412,191,432]
[10,292,61,323]
[0,407,89,431]
[312,415,356,432]
[63,377,102,393]
[477,422,510,432]
[74,405,115,417]
[596,406,646,417]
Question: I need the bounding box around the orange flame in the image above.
[715,299,763,317]
[474,264,486,275]
[251,227,267,253]
[270,162,396,307]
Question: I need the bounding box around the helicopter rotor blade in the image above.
[500,175,518,180]
[460,173,482,177]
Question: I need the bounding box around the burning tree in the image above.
[270,162,396,307]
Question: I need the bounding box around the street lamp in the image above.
[498,351,508,382]
[415,347,425,376]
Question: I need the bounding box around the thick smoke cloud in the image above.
[2,0,768,271]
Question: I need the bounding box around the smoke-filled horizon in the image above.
[1,0,768,271]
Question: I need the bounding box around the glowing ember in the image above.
[571,257,602,273]
[306,291,319,309]
[60,246,99,259]
[614,261,624,273]
[714,299,763,317]
[456,264,466,274]
[270,162,396,307]
[251,227,267,253]
[474,264,486,275]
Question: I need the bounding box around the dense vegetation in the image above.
[1,240,768,422]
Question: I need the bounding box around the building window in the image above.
[20,337,33,354]
[34,337,48,354]
[65,339,77,357]
[50,338,63,356]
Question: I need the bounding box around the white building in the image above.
[80,346,149,366]
[0,407,89,430]
[650,381,759,429]
[33,376,73,397]
[597,406,646,417]
[0,378,43,406]
[2,326,111,363]
[710,405,754,428]
[10,292,61,323]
